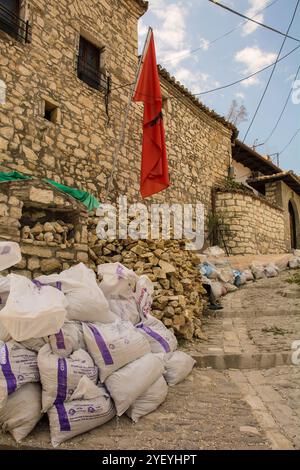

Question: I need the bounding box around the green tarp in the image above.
[0,171,100,212]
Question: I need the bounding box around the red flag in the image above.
[133,30,170,199]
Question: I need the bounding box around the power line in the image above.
[243,0,300,143]
[208,0,300,43]
[111,44,300,99]
[162,0,280,65]
[278,127,300,155]
[257,60,300,147]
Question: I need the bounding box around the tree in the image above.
[226,99,248,126]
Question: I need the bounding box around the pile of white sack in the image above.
[199,247,300,301]
[0,243,196,448]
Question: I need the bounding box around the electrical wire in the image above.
[278,127,300,155]
[162,0,281,65]
[243,0,300,143]
[261,61,300,145]
[111,44,300,100]
[208,0,300,43]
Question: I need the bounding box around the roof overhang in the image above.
[233,140,282,175]
[248,171,300,196]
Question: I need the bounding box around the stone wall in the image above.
[0,180,89,278]
[215,189,286,255]
[265,181,300,250]
[0,0,233,215]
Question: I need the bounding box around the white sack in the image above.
[38,344,98,412]
[0,276,10,311]
[135,316,177,354]
[48,321,85,357]
[20,337,48,352]
[218,267,235,284]
[126,376,168,423]
[108,297,140,324]
[0,242,21,271]
[105,353,164,416]
[48,376,115,447]
[243,270,254,282]
[203,246,225,257]
[0,340,39,407]
[135,275,154,320]
[289,257,300,269]
[163,351,196,386]
[224,283,238,293]
[0,383,42,442]
[0,274,67,341]
[264,263,279,278]
[37,263,114,323]
[210,281,227,300]
[98,263,138,299]
[83,320,150,382]
[251,263,266,280]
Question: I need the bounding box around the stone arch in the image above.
[288,199,300,250]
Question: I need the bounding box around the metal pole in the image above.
[105,27,152,200]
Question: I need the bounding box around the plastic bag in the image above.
[83,320,150,382]
[37,263,115,323]
[0,383,42,442]
[0,340,39,407]
[105,353,164,416]
[264,263,279,278]
[48,376,115,447]
[163,351,196,386]
[126,376,168,422]
[38,344,98,412]
[0,274,67,342]
[0,277,11,342]
[234,270,247,287]
[218,267,235,284]
[289,257,300,269]
[199,262,219,280]
[243,270,254,282]
[108,297,140,324]
[210,281,227,300]
[0,242,22,271]
[48,321,85,358]
[251,263,266,280]
[203,246,225,257]
[136,316,178,354]
[98,263,138,299]
[135,275,154,320]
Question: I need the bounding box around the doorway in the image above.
[289,201,297,250]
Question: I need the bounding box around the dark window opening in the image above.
[0,0,31,43]
[44,100,59,124]
[77,36,103,91]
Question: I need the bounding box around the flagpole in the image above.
[105,27,153,199]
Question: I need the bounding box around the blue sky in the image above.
[138,0,300,174]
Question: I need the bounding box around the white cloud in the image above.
[235,91,246,99]
[242,0,269,36]
[139,1,191,67]
[174,67,220,94]
[235,46,277,86]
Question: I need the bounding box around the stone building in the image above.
[0,0,299,258]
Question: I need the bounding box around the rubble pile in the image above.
[87,221,206,340]
[21,221,75,247]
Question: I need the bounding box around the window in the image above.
[77,36,102,91]
[43,99,60,124]
[0,0,31,42]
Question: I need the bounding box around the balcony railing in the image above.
[77,56,109,92]
[0,4,31,43]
